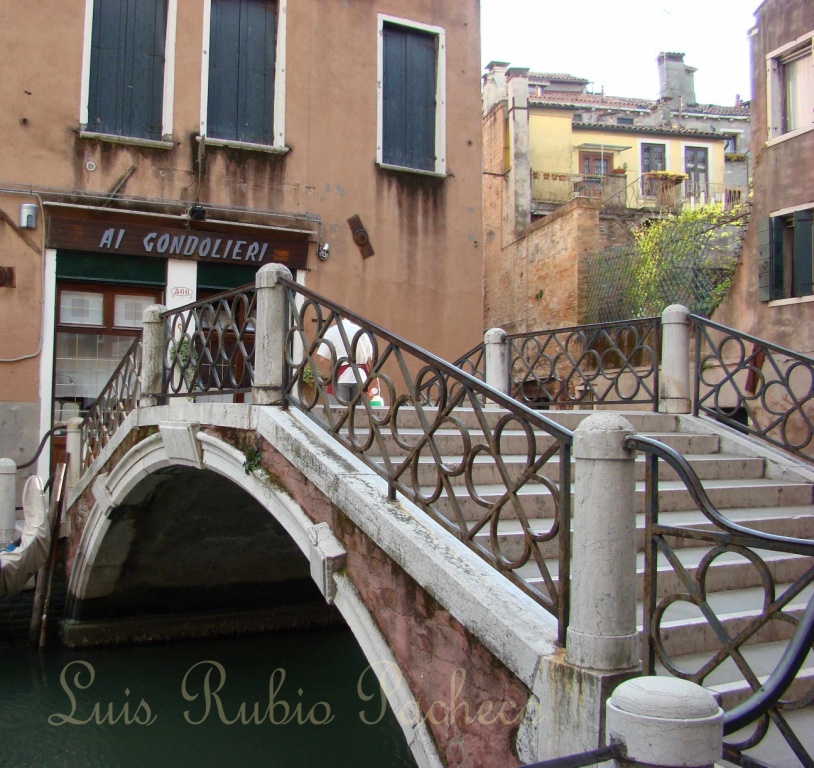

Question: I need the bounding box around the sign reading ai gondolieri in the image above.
[48,217,309,270]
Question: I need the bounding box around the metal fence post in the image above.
[607,677,723,768]
[140,304,167,407]
[660,304,691,414]
[0,458,16,546]
[567,413,638,671]
[484,327,509,403]
[254,263,293,406]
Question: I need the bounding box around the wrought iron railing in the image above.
[281,277,574,643]
[507,318,660,410]
[694,315,814,463]
[626,434,814,767]
[80,336,142,471]
[161,286,257,398]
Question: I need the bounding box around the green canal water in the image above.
[0,628,418,768]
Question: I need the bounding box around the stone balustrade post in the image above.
[140,304,167,407]
[65,416,83,493]
[0,458,16,546]
[660,304,691,414]
[253,263,293,405]
[567,413,638,671]
[606,677,723,768]
[484,328,509,404]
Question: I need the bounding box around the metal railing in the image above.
[532,171,628,207]
[162,286,257,398]
[281,277,574,643]
[80,335,142,471]
[507,318,660,410]
[626,434,814,767]
[694,315,814,463]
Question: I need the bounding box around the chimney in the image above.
[657,52,697,107]
[506,67,531,234]
[483,61,511,114]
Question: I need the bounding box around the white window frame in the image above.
[198,0,288,153]
[78,0,178,148]
[766,30,814,146]
[376,14,446,177]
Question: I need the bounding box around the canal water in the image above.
[0,628,418,768]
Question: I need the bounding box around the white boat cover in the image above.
[0,475,51,598]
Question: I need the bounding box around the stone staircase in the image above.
[351,406,814,764]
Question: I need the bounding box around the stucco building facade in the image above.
[0,0,484,472]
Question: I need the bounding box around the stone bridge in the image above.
[34,265,814,767]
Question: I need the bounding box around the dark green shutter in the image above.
[757,218,772,301]
[208,0,276,144]
[793,210,814,297]
[771,217,785,300]
[87,0,167,140]
[382,24,436,171]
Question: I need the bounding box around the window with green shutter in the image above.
[87,0,168,141]
[207,0,277,145]
[758,209,814,301]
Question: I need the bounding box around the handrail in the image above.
[624,432,814,766]
[280,275,574,643]
[17,425,67,470]
[518,744,623,768]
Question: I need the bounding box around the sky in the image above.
[480,0,758,106]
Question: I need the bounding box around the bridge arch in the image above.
[66,422,443,767]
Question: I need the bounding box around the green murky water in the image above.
[0,629,418,768]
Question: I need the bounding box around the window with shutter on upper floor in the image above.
[766,33,814,143]
[758,208,814,301]
[205,0,279,147]
[83,0,171,142]
[377,16,446,176]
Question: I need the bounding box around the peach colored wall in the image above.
[0,0,484,456]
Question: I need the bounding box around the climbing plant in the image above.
[585,203,747,323]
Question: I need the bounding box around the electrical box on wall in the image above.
[19,203,37,229]
[0,267,16,288]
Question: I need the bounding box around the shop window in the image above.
[767,36,814,140]
[378,16,446,174]
[758,208,814,301]
[86,0,168,140]
[54,284,161,421]
[206,0,278,145]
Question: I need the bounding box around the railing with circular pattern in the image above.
[281,277,575,643]
[507,318,660,410]
[694,315,814,463]
[80,336,143,471]
[626,433,814,767]
[161,286,257,398]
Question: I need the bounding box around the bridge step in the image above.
[427,478,814,522]
[400,452,766,485]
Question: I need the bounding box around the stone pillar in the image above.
[65,417,83,493]
[507,67,531,234]
[660,304,691,414]
[484,327,509,401]
[607,677,723,767]
[253,263,293,405]
[0,458,16,545]
[140,304,167,407]
[567,413,638,671]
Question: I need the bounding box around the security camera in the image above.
[318,243,330,261]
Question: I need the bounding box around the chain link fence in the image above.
[585,210,748,324]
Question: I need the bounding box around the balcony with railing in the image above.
[532,169,748,213]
